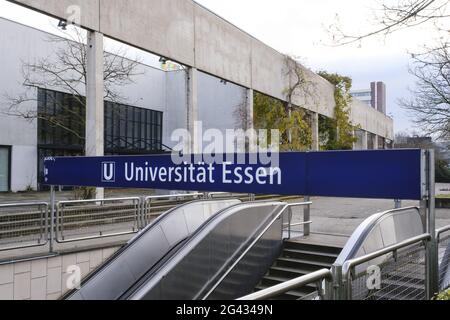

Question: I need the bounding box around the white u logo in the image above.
[102,162,115,182]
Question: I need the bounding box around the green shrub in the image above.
[434,290,450,300]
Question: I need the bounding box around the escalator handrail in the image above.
[201,201,312,300]
[335,206,421,265]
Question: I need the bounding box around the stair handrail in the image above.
[201,201,312,300]
[237,268,332,300]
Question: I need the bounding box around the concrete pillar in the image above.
[373,135,379,150]
[187,67,199,154]
[362,131,368,150]
[86,31,104,199]
[246,89,257,152]
[311,112,319,151]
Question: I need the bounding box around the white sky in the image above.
[0,0,442,134]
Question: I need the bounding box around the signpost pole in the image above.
[49,185,55,253]
[425,150,438,299]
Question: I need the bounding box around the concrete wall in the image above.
[351,99,394,141]
[0,18,166,191]
[0,18,251,190]
[198,71,247,132]
[8,0,394,139]
[0,246,120,300]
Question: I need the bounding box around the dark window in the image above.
[103,101,163,155]
[37,88,164,188]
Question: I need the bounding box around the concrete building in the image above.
[0,18,246,192]
[351,82,387,115]
[0,0,394,193]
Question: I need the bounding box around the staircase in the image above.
[254,241,342,300]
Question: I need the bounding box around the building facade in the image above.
[0,17,394,192]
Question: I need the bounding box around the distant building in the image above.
[351,81,387,115]
[350,89,372,106]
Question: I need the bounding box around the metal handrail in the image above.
[201,201,312,300]
[143,193,204,201]
[55,197,142,243]
[207,192,255,201]
[56,197,141,206]
[436,225,450,241]
[237,268,332,300]
[0,202,49,208]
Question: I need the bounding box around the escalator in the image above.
[64,198,241,300]
[122,201,288,300]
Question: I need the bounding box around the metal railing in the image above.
[238,269,332,300]
[342,234,431,300]
[202,202,312,300]
[56,197,141,243]
[283,200,313,238]
[141,193,205,227]
[0,202,49,251]
[0,194,310,252]
[208,192,254,201]
[437,225,450,291]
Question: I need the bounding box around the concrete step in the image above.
[282,248,338,264]
[284,241,342,256]
[268,266,314,278]
[276,257,333,269]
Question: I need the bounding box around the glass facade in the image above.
[37,88,164,188]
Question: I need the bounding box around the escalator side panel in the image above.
[66,199,241,300]
[129,202,285,300]
[81,259,137,300]
[160,210,190,246]
[208,218,283,299]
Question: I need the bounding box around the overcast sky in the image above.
[0,0,440,135]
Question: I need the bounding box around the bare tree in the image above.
[2,26,142,143]
[330,0,449,46]
[399,41,449,140]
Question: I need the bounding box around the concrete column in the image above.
[86,31,104,199]
[246,89,257,152]
[311,112,319,151]
[187,67,199,154]
[373,135,379,150]
[362,131,368,150]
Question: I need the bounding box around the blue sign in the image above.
[43,150,423,200]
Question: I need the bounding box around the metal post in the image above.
[425,149,438,299]
[49,185,55,253]
[394,199,402,209]
[331,264,344,300]
[303,196,311,237]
